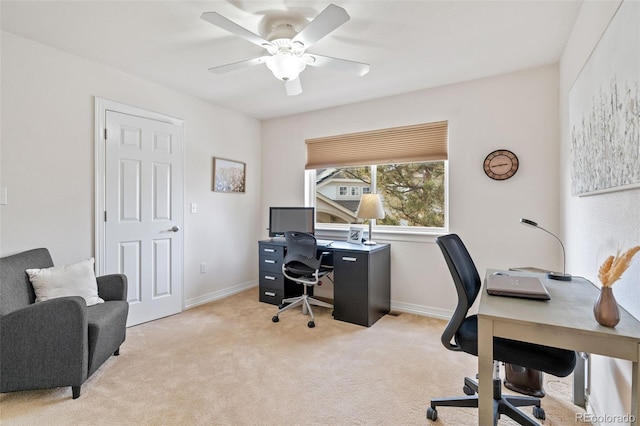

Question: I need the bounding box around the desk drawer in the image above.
[260,244,283,257]
[259,286,283,305]
[259,272,285,291]
[333,250,370,326]
[259,246,283,273]
[259,256,282,273]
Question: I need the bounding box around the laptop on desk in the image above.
[486,273,550,300]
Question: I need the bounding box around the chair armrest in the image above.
[319,251,333,269]
[96,274,128,301]
[0,297,88,390]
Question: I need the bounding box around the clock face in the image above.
[483,150,519,180]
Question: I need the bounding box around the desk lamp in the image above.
[519,218,572,281]
[356,194,385,245]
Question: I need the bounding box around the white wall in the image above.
[0,32,262,306]
[261,64,562,316]
[559,1,640,423]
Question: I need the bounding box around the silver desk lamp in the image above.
[519,218,572,281]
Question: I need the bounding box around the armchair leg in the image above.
[72,385,81,399]
[114,348,120,356]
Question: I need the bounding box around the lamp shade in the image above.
[356,194,385,220]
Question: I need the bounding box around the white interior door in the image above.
[103,109,183,326]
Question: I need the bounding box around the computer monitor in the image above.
[268,207,315,238]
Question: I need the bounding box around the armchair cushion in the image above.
[27,258,104,306]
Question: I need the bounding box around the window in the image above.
[312,162,445,228]
[339,186,348,196]
[306,121,448,231]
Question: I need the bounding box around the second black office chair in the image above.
[271,231,333,328]
[427,234,576,425]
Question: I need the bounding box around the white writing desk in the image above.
[478,270,640,425]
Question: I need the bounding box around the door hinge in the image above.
[104,128,108,140]
[104,211,107,222]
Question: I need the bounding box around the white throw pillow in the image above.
[27,258,105,306]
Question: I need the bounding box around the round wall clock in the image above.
[483,149,519,180]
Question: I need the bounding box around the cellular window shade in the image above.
[305,121,448,169]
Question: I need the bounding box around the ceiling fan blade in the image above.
[305,54,370,76]
[285,78,302,96]
[291,4,350,49]
[201,12,272,49]
[208,56,269,74]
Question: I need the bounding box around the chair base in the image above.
[427,376,545,425]
[272,289,333,328]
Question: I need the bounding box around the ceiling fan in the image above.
[201,4,370,96]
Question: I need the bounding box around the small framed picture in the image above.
[213,157,246,193]
[347,226,363,244]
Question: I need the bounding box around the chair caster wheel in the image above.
[463,385,475,395]
[272,316,279,323]
[307,321,315,328]
[533,406,545,420]
[426,407,437,420]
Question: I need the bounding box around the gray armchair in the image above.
[0,248,129,399]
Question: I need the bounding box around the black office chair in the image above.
[426,234,576,425]
[271,232,333,328]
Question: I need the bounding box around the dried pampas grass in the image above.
[598,246,640,287]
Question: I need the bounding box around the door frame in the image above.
[94,97,185,297]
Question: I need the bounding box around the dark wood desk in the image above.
[258,240,390,327]
[478,270,640,425]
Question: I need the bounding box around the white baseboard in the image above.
[184,281,453,323]
[390,301,453,320]
[184,280,258,310]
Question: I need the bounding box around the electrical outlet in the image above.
[200,263,206,274]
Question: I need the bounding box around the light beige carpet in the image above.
[1,288,585,425]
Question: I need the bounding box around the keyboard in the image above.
[316,239,334,247]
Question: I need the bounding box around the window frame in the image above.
[305,160,449,238]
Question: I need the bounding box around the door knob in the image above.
[170,226,180,232]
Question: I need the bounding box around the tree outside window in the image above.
[314,161,445,228]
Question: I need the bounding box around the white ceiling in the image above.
[1,0,583,120]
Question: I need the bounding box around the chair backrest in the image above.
[435,234,482,352]
[283,231,320,271]
[0,248,54,316]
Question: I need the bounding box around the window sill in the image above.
[315,225,448,244]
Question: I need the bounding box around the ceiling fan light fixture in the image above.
[266,53,306,81]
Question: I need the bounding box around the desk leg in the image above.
[633,345,639,426]
[478,316,494,426]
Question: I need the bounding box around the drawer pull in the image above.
[263,248,276,253]
[264,291,276,297]
[342,257,358,262]
[264,275,276,281]
[264,259,276,264]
